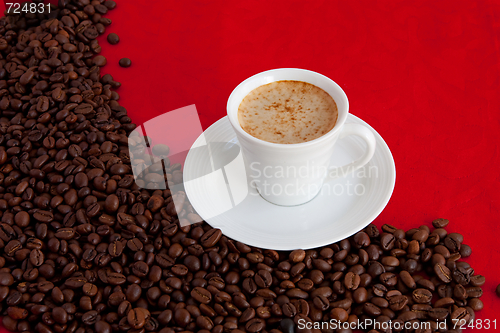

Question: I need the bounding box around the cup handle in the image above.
[327,123,376,181]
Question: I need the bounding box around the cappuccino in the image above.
[238,80,338,144]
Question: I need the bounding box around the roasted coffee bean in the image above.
[352,287,368,304]
[344,271,361,290]
[191,287,212,304]
[33,210,54,222]
[399,270,416,289]
[286,288,308,299]
[412,288,433,303]
[416,279,435,292]
[434,297,454,309]
[107,33,120,44]
[380,233,396,251]
[434,263,452,283]
[382,224,398,233]
[246,318,265,332]
[460,244,472,257]
[119,58,132,67]
[255,269,272,288]
[454,284,468,300]
[428,307,449,321]
[444,233,463,253]
[468,298,483,311]
[388,294,408,311]
[281,302,296,317]
[201,228,222,247]
[7,306,28,320]
[453,265,474,285]
[466,286,483,298]
[362,302,381,317]
[313,295,329,311]
[93,55,107,67]
[296,278,314,291]
[29,249,45,266]
[432,218,449,228]
[128,308,147,329]
[380,272,397,287]
[451,307,470,323]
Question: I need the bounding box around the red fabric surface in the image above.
[2,0,500,331]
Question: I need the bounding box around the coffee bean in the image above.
[381,255,399,267]
[281,302,297,317]
[29,249,44,266]
[434,297,455,309]
[352,231,370,248]
[294,278,312,292]
[399,270,416,289]
[33,210,54,222]
[52,307,68,324]
[312,295,329,311]
[453,266,474,285]
[412,288,433,304]
[107,33,120,44]
[128,308,147,329]
[196,315,214,330]
[344,271,361,290]
[132,260,149,277]
[280,318,295,333]
[428,307,449,321]
[381,224,397,233]
[460,244,472,257]
[93,55,107,67]
[108,240,124,257]
[119,58,132,67]
[7,306,28,320]
[434,263,452,283]
[365,261,383,278]
[285,288,308,299]
[466,286,483,298]
[80,310,97,326]
[246,318,265,332]
[432,218,449,228]
[156,253,175,268]
[285,250,304,263]
[444,233,463,253]
[255,269,272,288]
[191,287,212,304]
[454,284,468,300]
[380,233,396,251]
[387,294,408,312]
[468,297,483,311]
[380,272,397,287]
[14,211,30,227]
[106,272,126,285]
[200,228,222,247]
[361,302,380,317]
[55,228,76,240]
[451,307,470,323]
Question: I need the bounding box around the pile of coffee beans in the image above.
[0,1,485,333]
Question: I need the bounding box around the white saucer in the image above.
[183,115,395,250]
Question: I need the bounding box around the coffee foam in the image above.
[237,80,338,144]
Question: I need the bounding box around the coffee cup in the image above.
[227,68,376,206]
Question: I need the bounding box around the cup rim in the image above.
[227,68,349,148]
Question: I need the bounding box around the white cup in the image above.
[227,68,376,206]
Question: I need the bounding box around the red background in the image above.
[2,0,500,331]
